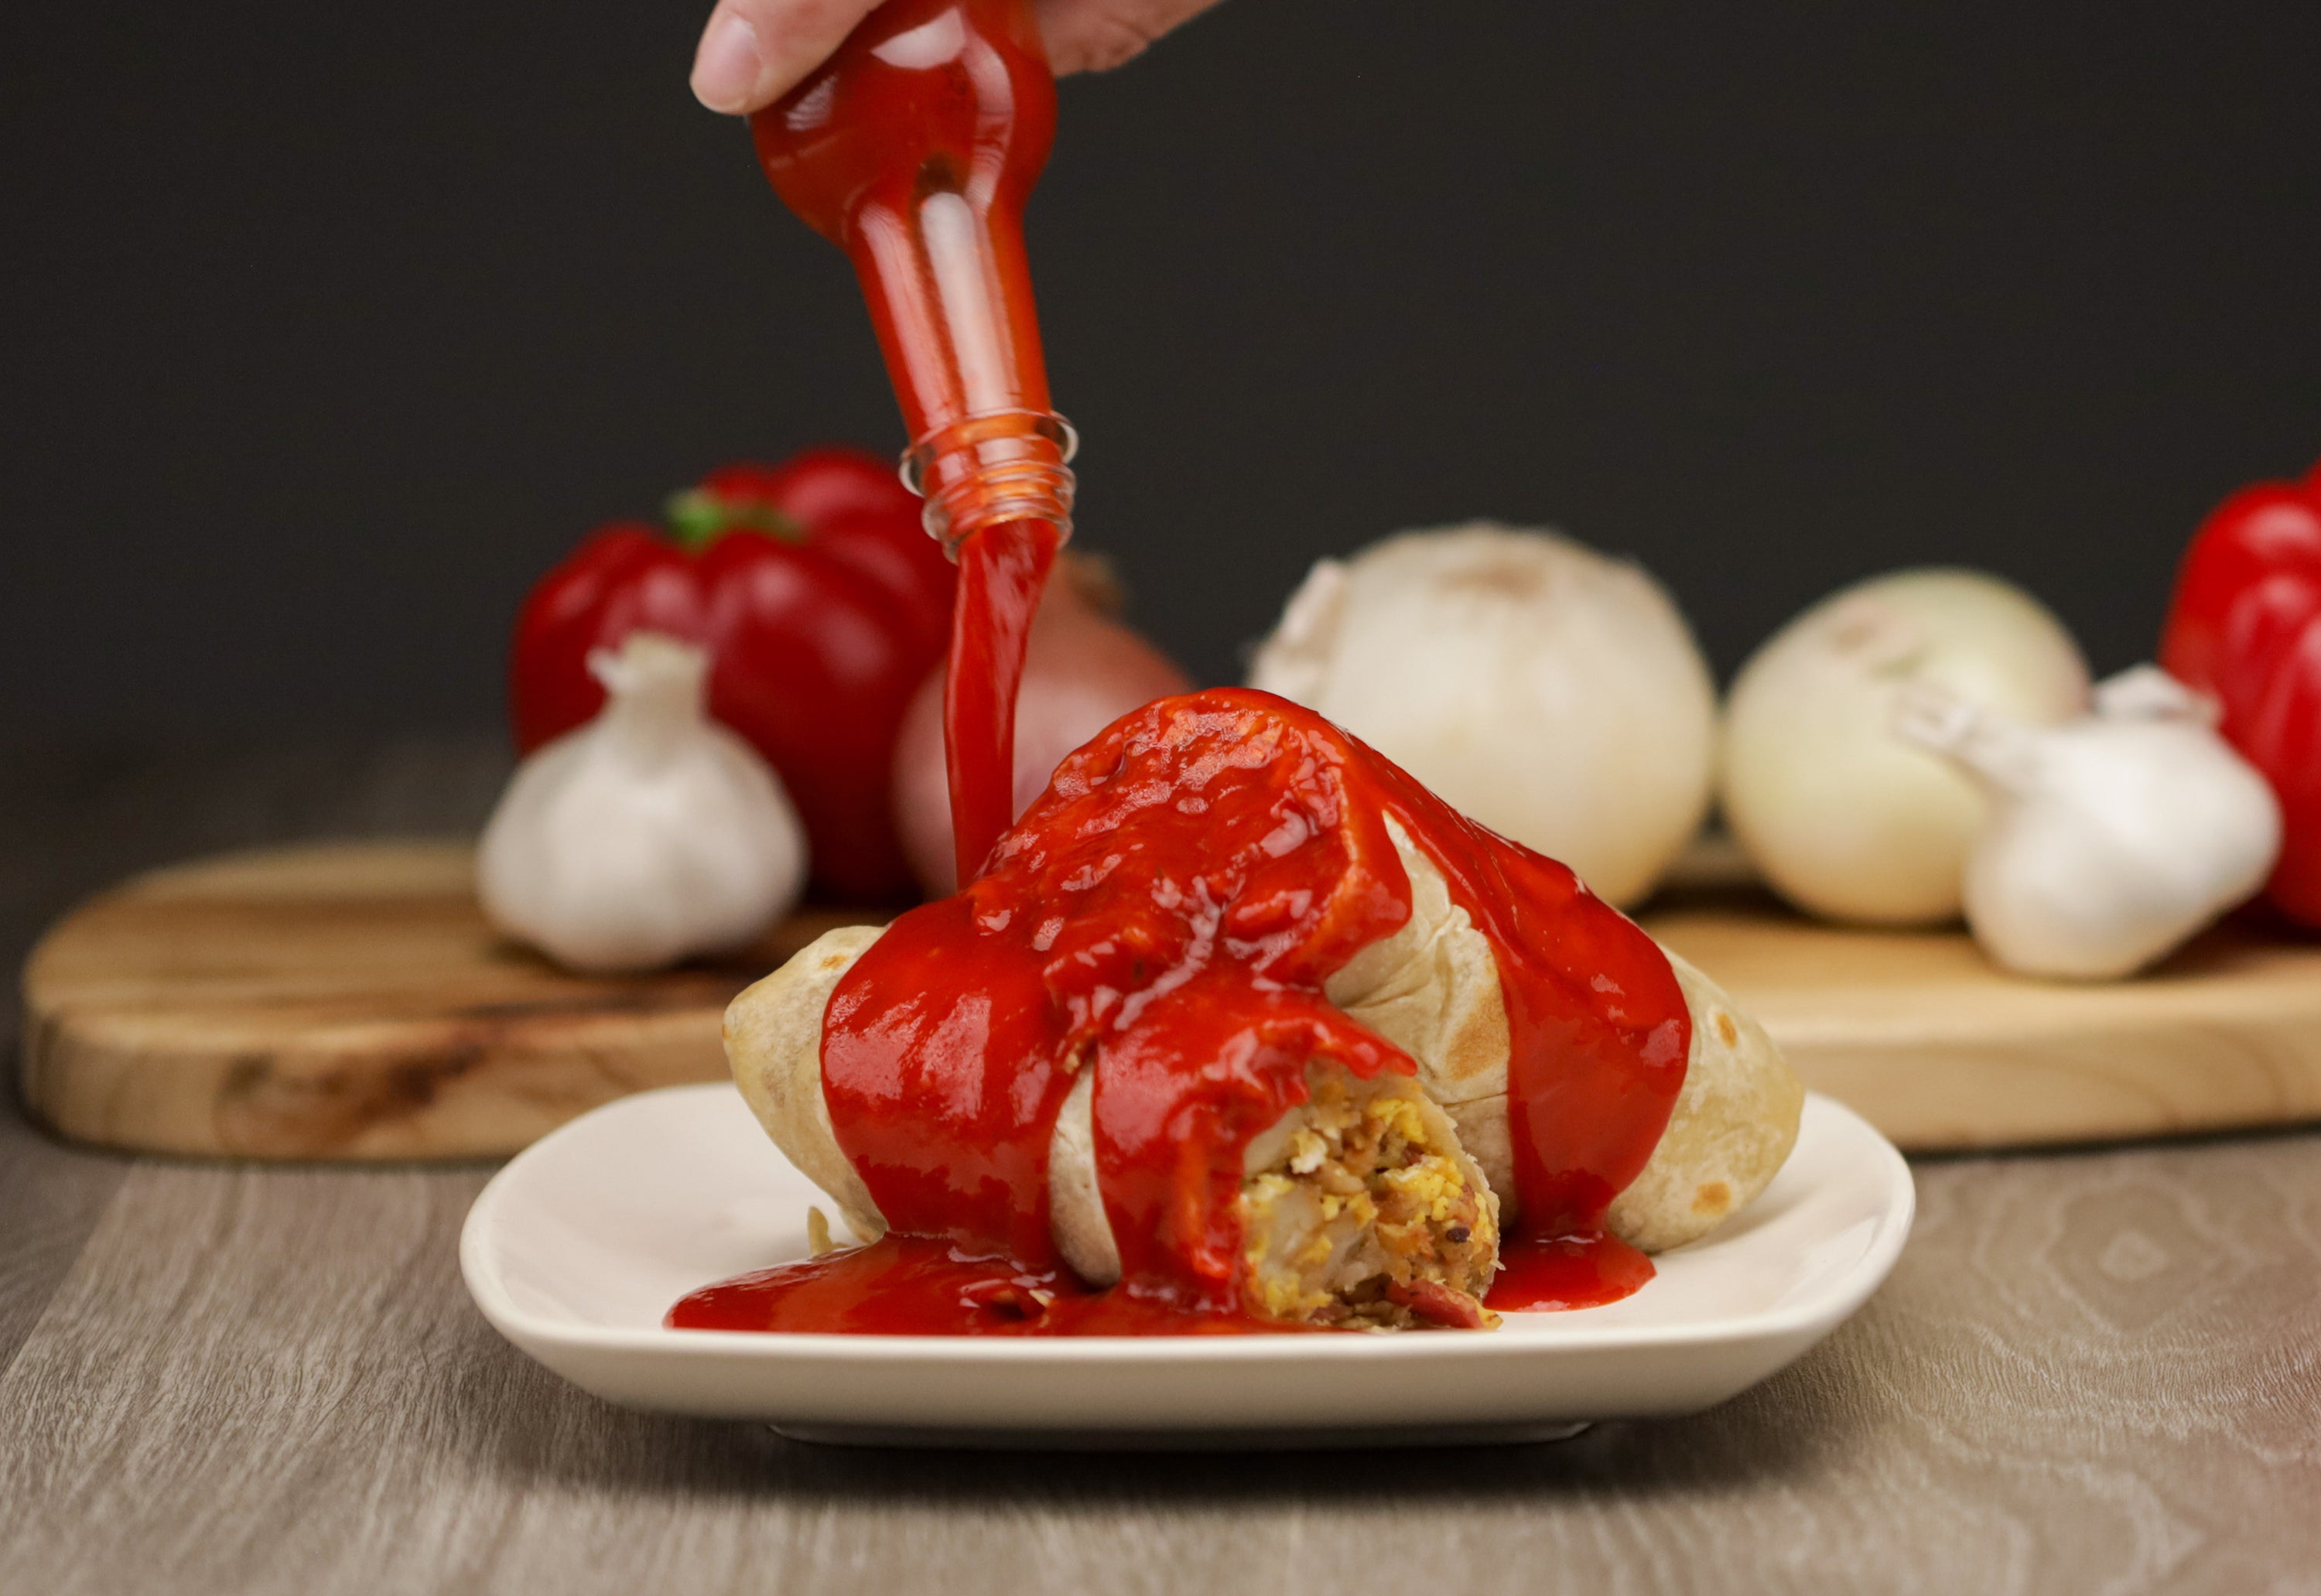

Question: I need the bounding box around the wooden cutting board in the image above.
[19,842,887,1161]
[21,839,2321,1160]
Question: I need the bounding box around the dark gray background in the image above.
[5,0,2316,742]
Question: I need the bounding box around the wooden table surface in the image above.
[2,741,2317,1595]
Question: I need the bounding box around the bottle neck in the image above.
[902,408,1077,555]
[746,0,1065,562]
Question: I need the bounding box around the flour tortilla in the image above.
[1046,1068,1119,1286]
[724,924,887,1245]
[1325,817,1803,1253]
[723,924,1119,1275]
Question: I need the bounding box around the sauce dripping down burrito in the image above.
[679,690,1803,1335]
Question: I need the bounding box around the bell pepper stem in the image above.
[666,488,805,550]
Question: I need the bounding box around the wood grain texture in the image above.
[1644,888,2321,1151]
[26,836,2321,1163]
[22,842,884,1160]
[0,740,508,1360]
[0,1133,2313,1594]
[4,742,2319,1593]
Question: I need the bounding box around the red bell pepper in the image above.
[2159,460,2321,927]
[511,446,954,903]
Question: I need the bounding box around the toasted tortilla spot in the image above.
[1716,1012,1738,1047]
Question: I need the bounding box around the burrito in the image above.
[724,689,1802,1334]
[733,924,1501,1330]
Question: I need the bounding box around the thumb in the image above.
[692,0,884,115]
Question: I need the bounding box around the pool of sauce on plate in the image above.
[668,692,1690,1335]
[666,1235,1318,1335]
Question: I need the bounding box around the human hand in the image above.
[691,0,1223,114]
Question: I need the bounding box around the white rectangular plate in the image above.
[462,1085,1912,1447]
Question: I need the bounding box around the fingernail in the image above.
[692,12,766,114]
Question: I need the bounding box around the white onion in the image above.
[1720,568,2090,925]
[1248,522,1717,907]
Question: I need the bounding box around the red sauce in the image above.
[942,519,1055,885]
[1489,1231,1658,1312]
[749,0,1068,883]
[666,1234,1318,1336]
[668,692,1692,1334]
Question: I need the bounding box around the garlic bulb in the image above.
[1248,523,1716,907]
[477,631,808,973]
[1894,666,2282,979]
[1720,569,2090,925]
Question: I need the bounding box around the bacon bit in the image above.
[1386,1278,1497,1330]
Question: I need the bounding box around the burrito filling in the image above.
[1239,1067,1499,1330]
